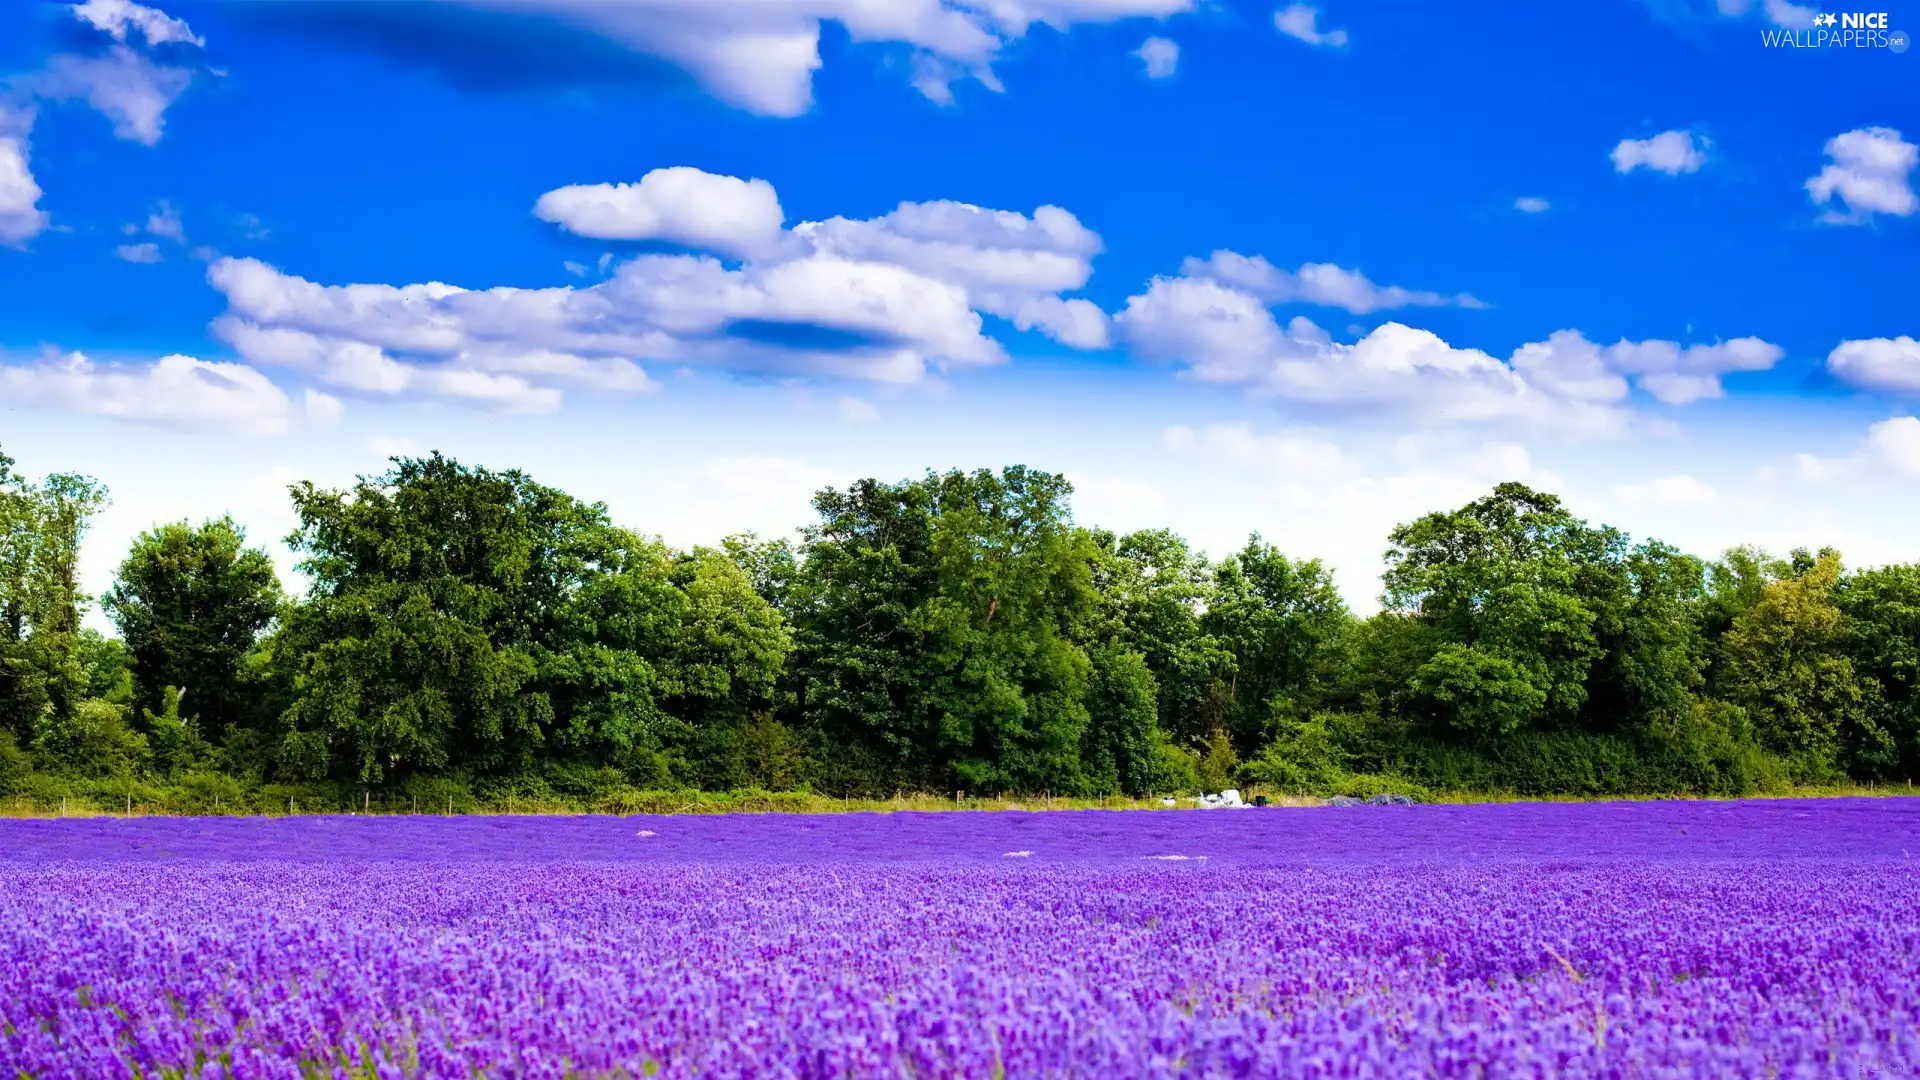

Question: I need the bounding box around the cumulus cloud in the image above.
[141,199,184,242]
[115,241,162,263]
[204,173,1110,410]
[0,1,205,238]
[1599,336,1782,404]
[1806,127,1917,224]
[1514,196,1550,213]
[1273,4,1349,46]
[1827,336,1920,395]
[1134,36,1179,77]
[796,197,1109,347]
[1178,250,1479,315]
[534,167,787,260]
[1611,130,1707,176]
[28,47,196,147]
[1784,416,1920,483]
[388,0,1193,117]
[0,107,46,247]
[1116,265,1779,431]
[0,350,335,435]
[70,0,204,47]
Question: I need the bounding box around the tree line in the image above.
[2,444,1916,808]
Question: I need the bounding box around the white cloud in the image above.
[796,198,1109,347]
[423,0,1193,117]
[1514,196,1551,213]
[1178,250,1479,314]
[1828,336,1920,395]
[28,46,196,147]
[70,0,204,47]
[0,107,47,247]
[2,0,205,212]
[208,171,1115,411]
[115,241,162,263]
[0,2,204,253]
[1612,130,1707,176]
[0,351,328,435]
[1610,474,1717,507]
[1599,336,1782,404]
[534,167,787,260]
[1783,416,1920,483]
[1273,4,1349,46]
[142,199,184,242]
[1116,268,1779,430]
[1806,127,1917,224]
[1134,36,1179,77]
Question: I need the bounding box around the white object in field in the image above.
[1003,850,1034,857]
[1160,797,1177,807]
[1188,789,1252,809]
[636,830,657,837]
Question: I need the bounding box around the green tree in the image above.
[1383,483,1622,737]
[1719,550,1884,777]
[274,454,789,786]
[1585,541,1710,736]
[791,467,1096,795]
[1203,537,1352,753]
[103,518,282,737]
[0,450,108,750]
[1080,645,1162,795]
[1084,528,1231,746]
[1836,563,1920,780]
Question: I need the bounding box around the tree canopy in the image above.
[4,445,1917,805]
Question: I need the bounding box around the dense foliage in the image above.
[6,802,1920,1076]
[4,443,1918,803]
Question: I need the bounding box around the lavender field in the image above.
[4,801,1919,1078]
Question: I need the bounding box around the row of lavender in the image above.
[5,800,1919,1077]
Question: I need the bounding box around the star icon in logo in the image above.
[1820,12,1839,26]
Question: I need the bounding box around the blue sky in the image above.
[1,0,1917,617]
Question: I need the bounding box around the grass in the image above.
[0,783,1911,819]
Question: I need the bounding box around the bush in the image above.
[1148,732,1200,795]
[1194,731,1238,793]
[1239,713,1346,791]
[0,731,31,796]
[35,699,147,778]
